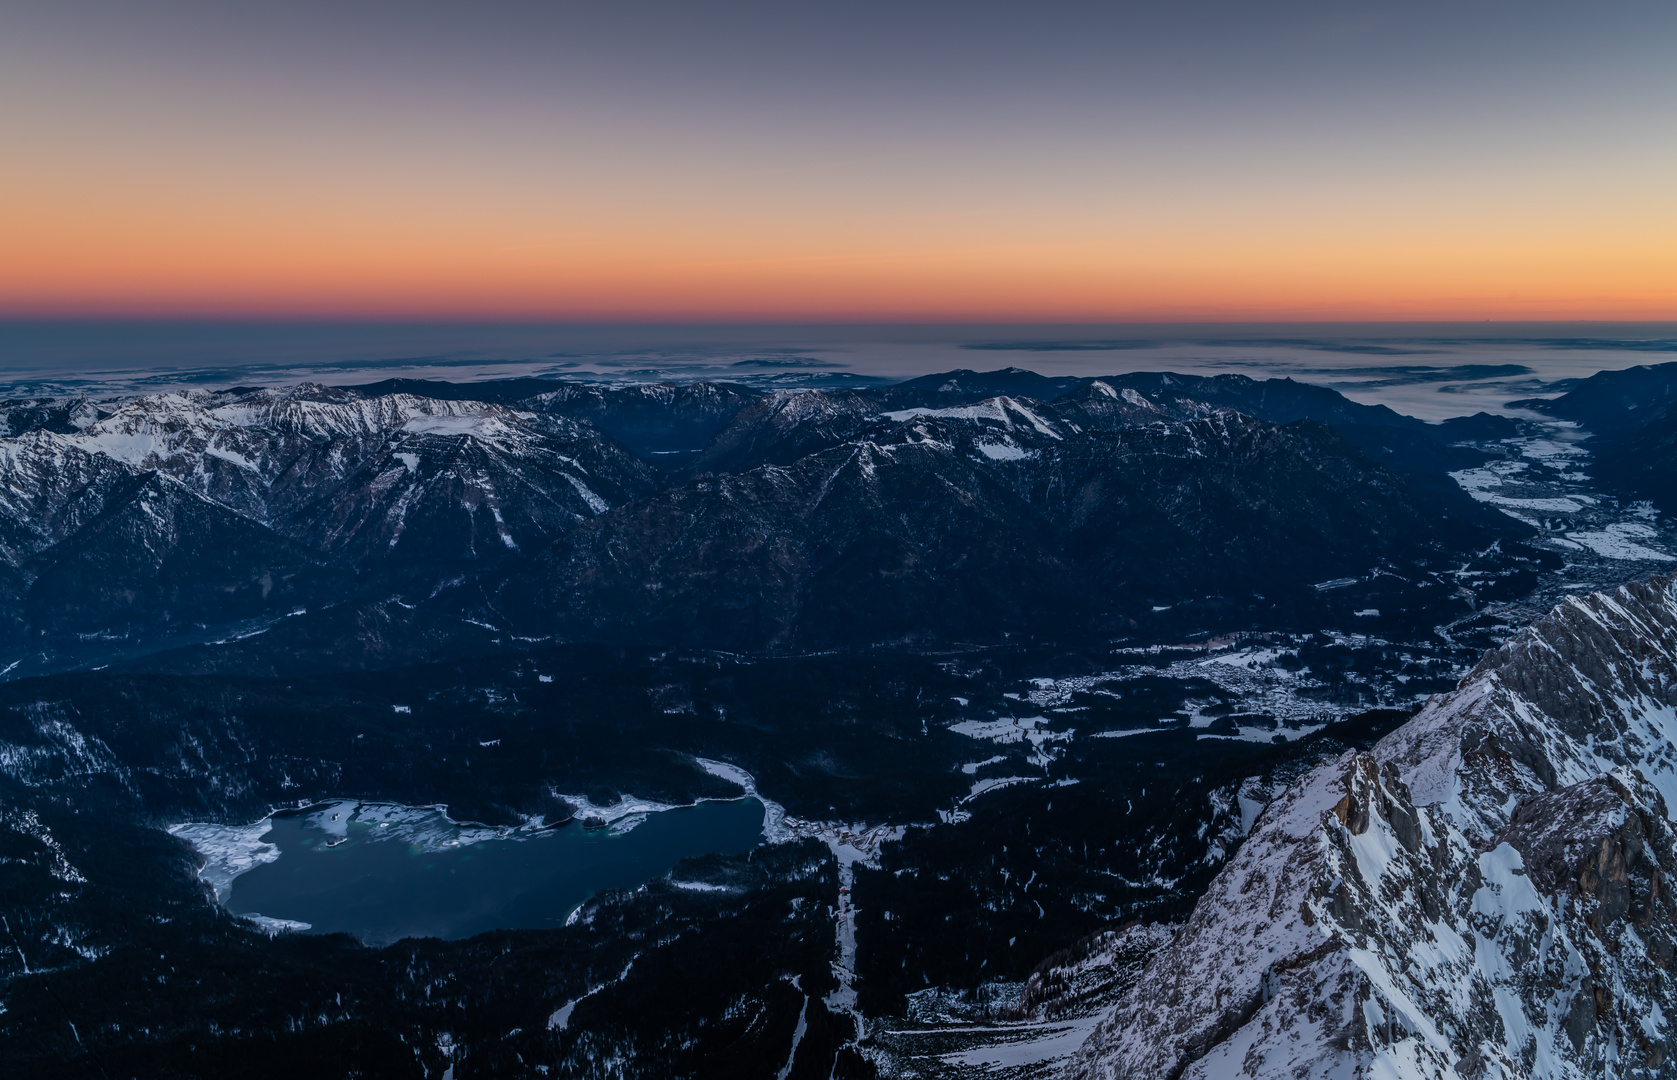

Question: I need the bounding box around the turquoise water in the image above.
[227,799,765,945]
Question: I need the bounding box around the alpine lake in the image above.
[220,797,767,945]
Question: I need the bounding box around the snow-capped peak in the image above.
[1070,573,1677,1080]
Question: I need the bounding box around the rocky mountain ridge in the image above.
[1067,572,1677,1079]
[0,372,1533,667]
[0,385,659,660]
[0,366,1672,1078]
[497,402,1518,649]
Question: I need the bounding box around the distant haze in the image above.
[5,320,1676,420]
[2,2,1674,320]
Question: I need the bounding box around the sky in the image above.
[2,1,1675,321]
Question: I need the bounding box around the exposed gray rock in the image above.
[1067,573,1677,1080]
[1018,924,1179,1025]
[0,386,659,653]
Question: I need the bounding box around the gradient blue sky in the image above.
[3,1,1673,318]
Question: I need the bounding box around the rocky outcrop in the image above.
[0,386,659,656]
[1018,923,1179,1024]
[0,373,1536,665]
[1068,573,1677,1080]
[496,398,1521,650]
[693,388,880,473]
[0,397,105,438]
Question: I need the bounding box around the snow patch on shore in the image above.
[1559,522,1676,562]
[168,820,279,903]
[171,802,525,901]
[240,913,311,935]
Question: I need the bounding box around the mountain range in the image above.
[0,369,1532,671]
[4,363,1677,1078]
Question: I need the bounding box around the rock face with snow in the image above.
[1067,573,1677,1079]
[0,397,105,438]
[1019,923,1180,1024]
[495,401,1517,650]
[58,387,658,558]
[0,385,657,661]
[0,372,1531,668]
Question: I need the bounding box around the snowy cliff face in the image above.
[0,387,655,554]
[0,433,138,567]
[0,386,662,657]
[57,386,658,546]
[1067,573,1677,1080]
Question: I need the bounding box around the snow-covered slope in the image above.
[1,386,654,556]
[0,386,660,656]
[57,387,656,544]
[1068,573,1677,1080]
[0,433,138,567]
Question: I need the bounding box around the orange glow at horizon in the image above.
[6,201,1674,322]
[6,139,1673,322]
[4,3,1674,323]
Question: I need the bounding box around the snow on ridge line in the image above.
[15,389,541,476]
[0,385,637,561]
[1068,571,1677,1080]
[879,395,1064,438]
